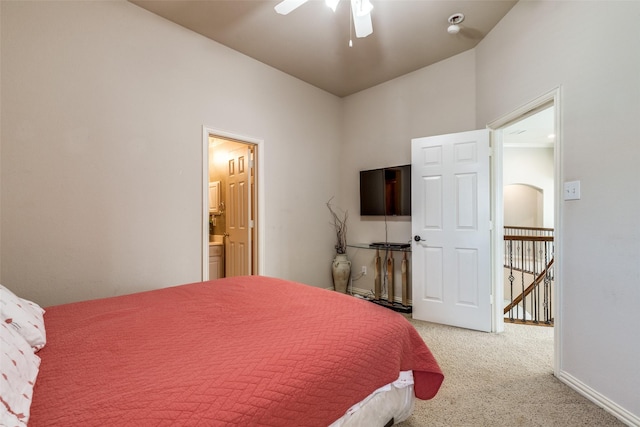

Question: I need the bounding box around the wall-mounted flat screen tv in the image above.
[359,164,411,216]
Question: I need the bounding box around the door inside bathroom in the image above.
[207,134,258,279]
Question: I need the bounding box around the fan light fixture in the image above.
[325,0,339,12]
[447,13,465,35]
[353,0,373,17]
[275,0,374,40]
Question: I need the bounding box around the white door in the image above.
[411,129,491,332]
[226,146,252,277]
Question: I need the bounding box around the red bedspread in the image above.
[29,276,443,426]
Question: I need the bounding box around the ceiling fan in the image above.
[275,0,374,39]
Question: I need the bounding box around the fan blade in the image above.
[274,0,309,15]
[350,0,373,38]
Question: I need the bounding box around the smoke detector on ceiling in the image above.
[447,13,465,34]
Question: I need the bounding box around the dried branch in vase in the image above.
[327,197,348,254]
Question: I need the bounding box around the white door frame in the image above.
[202,126,265,280]
[486,87,562,374]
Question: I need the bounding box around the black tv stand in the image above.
[371,299,412,314]
[369,242,411,249]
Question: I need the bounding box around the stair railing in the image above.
[503,226,554,326]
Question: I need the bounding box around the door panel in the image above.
[456,248,479,306]
[423,176,443,228]
[423,247,443,301]
[412,129,491,332]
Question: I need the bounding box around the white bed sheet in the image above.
[330,370,416,426]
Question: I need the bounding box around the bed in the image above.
[1,276,443,426]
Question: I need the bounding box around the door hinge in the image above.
[249,159,255,169]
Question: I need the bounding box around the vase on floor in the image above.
[332,254,351,293]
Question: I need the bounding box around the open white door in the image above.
[226,145,252,277]
[411,129,491,332]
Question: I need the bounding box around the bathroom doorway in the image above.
[203,129,260,280]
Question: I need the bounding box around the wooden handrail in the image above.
[505,226,554,232]
[504,235,554,242]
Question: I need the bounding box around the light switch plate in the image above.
[564,180,581,200]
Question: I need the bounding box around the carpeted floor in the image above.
[397,320,626,427]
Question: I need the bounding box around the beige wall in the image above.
[1,0,639,423]
[0,1,342,306]
[475,1,640,421]
[504,184,543,227]
[504,147,554,227]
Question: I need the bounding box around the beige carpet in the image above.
[397,320,625,427]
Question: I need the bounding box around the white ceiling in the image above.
[503,106,555,148]
[129,0,517,97]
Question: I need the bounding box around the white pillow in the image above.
[0,322,41,426]
[0,285,47,351]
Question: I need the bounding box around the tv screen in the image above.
[360,164,411,216]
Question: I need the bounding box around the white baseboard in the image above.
[557,370,640,426]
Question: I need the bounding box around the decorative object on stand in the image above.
[359,243,412,314]
[327,197,351,293]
